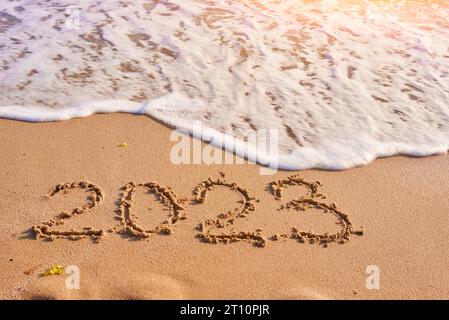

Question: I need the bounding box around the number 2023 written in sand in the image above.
[32,174,363,247]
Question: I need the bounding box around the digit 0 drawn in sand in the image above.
[193,177,266,247]
[32,181,105,242]
[117,182,186,238]
[268,174,363,247]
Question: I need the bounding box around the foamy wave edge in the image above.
[1,93,447,171]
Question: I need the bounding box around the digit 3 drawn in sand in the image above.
[32,181,105,242]
[193,177,267,247]
[287,199,363,246]
[268,174,324,200]
[268,174,363,247]
[116,182,186,238]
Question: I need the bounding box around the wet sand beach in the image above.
[1,113,448,299]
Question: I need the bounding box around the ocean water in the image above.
[1,0,449,170]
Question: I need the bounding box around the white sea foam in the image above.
[1,0,449,170]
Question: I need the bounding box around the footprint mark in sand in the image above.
[117,182,186,238]
[32,181,105,242]
[193,177,266,247]
[268,174,363,247]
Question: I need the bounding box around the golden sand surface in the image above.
[0,113,448,299]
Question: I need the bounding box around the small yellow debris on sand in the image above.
[40,265,64,277]
[117,142,128,148]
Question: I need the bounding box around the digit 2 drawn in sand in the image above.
[32,181,105,242]
[193,176,267,247]
[116,182,186,238]
[268,174,363,246]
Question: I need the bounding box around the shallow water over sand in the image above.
[1,0,449,169]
